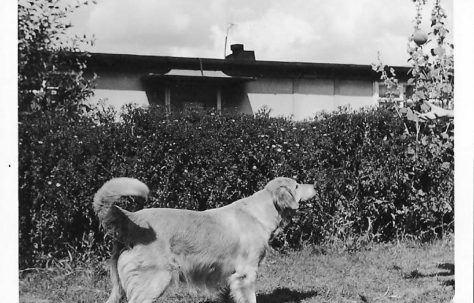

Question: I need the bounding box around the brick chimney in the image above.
[225,44,255,61]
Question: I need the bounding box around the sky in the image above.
[68,0,453,66]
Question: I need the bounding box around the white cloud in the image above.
[67,0,453,66]
[227,9,318,61]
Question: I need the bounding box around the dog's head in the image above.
[265,177,317,212]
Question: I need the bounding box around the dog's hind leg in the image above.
[125,270,172,303]
[105,242,125,303]
[106,267,124,303]
[118,246,173,303]
[105,282,123,303]
[218,287,233,303]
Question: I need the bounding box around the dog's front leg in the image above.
[228,270,257,303]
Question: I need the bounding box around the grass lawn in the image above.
[19,237,454,303]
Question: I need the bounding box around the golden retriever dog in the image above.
[93,177,317,303]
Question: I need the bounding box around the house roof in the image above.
[143,74,254,87]
[87,52,411,81]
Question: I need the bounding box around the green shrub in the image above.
[18,106,453,267]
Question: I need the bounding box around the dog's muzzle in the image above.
[299,184,317,202]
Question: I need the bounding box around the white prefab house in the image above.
[86,44,410,120]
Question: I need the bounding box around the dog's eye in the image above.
[295,184,299,190]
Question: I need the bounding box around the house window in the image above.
[170,84,216,111]
[404,85,414,99]
[377,83,414,102]
[378,83,401,99]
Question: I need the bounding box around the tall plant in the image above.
[371,1,454,229]
[373,0,454,122]
[409,0,454,105]
[18,0,97,267]
[18,0,96,114]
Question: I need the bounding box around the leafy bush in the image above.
[18,106,453,267]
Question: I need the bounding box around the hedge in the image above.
[18,105,454,267]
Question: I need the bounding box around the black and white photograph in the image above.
[1,0,473,302]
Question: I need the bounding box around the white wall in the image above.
[89,73,377,120]
[247,78,377,121]
[335,80,376,109]
[247,94,294,117]
[247,93,336,120]
[88,89,149,110]
[293,94,336,119]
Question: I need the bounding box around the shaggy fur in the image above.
[93,177,317,303]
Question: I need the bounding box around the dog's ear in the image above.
[273,185,299,211]
[274,186,297,210]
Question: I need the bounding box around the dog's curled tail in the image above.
[93,177,149,226]
[93,178,149,303]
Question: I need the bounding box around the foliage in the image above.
[372,0,454,125]
[18,107,454,267]
[408,0,454,108]
[370,0,454,214]
[18,0,96,113]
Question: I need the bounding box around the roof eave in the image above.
[86,52,411,81]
